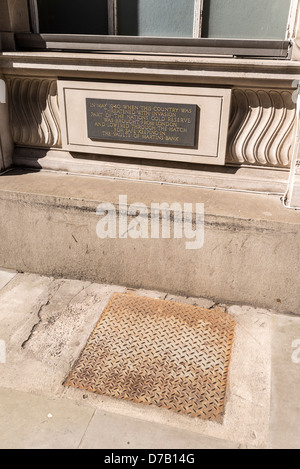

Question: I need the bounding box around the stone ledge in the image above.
[12,148,290,194]
[0,169,298,223]
[1,51,300,87]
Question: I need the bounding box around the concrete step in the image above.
[0,168,299,313]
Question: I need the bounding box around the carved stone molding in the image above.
[6,77,61,148]
[5,77,297,169]
[227,88,296,168]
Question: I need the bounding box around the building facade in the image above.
[0,0,300,204]
[0,1,300,312]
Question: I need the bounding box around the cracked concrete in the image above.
[0,269,299,449]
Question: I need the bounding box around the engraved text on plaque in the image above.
[86,98,197,147]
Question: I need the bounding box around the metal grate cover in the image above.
[65,293,235,421]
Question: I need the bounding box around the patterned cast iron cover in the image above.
[65,293,235,421]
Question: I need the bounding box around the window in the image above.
[117,0,195,38]
[202,0,292,40]
[24,0,294,57]
[32,0,294,40]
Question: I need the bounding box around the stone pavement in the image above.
[0,268,299,449]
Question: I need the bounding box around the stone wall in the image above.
[5,76,297,169]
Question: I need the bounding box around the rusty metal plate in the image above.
[65,293,235,421]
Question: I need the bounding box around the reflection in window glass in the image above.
[117,0,195,37]
[202,0,291,40]
[37,0,108,35]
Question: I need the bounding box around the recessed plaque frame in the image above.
[58,81,232,165]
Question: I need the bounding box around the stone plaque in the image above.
[86,98,197,147]
[58,81,232,165]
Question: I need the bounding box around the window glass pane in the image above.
[37,0,108,34]
[202,0,291,40]
[117,0,195,37]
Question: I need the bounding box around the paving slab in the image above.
[0,268,17,291]
[269,314,300,449]
[0,269,299,449]
[0,272,126,395]
[79,408,240,450]
[0,387,94,449]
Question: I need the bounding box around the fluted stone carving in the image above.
[7,77,61,148]
[5,78,296,169]
[227,88,296,168]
